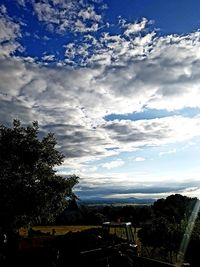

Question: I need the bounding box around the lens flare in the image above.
[177,199,200,267]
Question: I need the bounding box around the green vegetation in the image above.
[0,120,79,235]
[54,194,200,265]
[138,194,200,265]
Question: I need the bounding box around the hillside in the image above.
[79,196,155,206]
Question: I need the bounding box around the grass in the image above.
[19,225,100,237]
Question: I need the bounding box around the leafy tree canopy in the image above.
[0,120,79,232]
[153,194,198,223]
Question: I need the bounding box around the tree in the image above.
[153,194,198,223]
[138,217,182,262]
[0,120,79,233]
[138,194,200,264]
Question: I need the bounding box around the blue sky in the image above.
[1,0,200,201]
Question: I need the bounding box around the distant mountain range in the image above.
[78,196,155,206]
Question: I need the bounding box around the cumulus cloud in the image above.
[61,19,200,114]
[1,53,200,170]
[91,31,200,112]
[42,54,56,62]
[1,7,200,178]
[102,159,125,169]
[123,17,148,36]
[0,5,20,41]
[103,116,200,148]
[31,0,103,34]
[78,6,101,22]
[64,24,155,66]
[0,5,21,57]
[134,157,146,162]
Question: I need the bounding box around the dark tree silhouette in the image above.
[138,194,200,264]
[0,120,79,234]
[153,194,197,223]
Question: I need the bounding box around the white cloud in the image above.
[134,157,146,162]
[159,148,177,156]
[0,5,21,57]
[42,54,55,62]
[33,2,61,24]
[102,159,125,169]
[0,5,6,14]
[2,53,200,169]
[31,0,103,34]
[104,116,200,148]
[2,11,200,172]
[60,20,200,115]
[78,6,101,22]
[74,20,99,33]
[65,27,155,66]
[124,17,148,36]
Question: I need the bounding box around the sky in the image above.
[1,0,200,201]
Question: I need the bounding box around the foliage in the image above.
[138,217,182,256]
[153,194,197,223]
[0,120,79,232]
[138,194,200,264]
